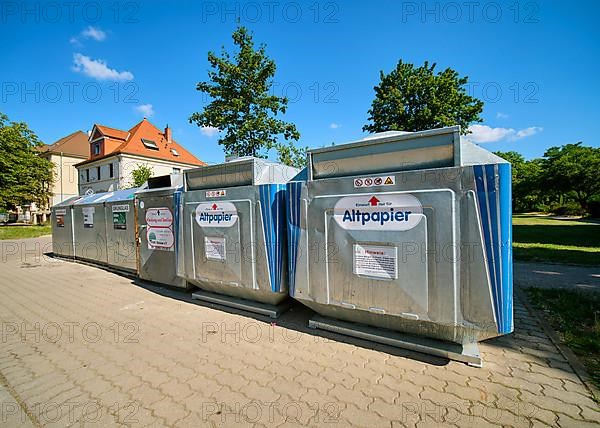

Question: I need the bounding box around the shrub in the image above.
[551,202,585,216]
[588,196,600,218]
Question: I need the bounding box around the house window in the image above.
[97,166,101,180]
[93,143,100,155]
[172,167,181,174]
[141,138,159,150]
[171,148,180,156]
[86,169,90,182]
[109,163,114,178]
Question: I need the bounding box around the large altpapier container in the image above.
[136,175,187,288]
[287,127,512,363]
[51,196,82,258]
[181,158,298,314]
[104,188,138,273]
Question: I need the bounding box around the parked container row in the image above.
[51,126,513,365]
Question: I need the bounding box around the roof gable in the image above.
[76,119,205,167]
[39,130,89,157]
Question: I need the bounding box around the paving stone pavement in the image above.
[0,237,599,427]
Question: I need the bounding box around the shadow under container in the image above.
[286,127,513,365]
[135,174,187,288]
[181,158,298,313]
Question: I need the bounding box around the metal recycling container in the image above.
[287,127,513,345]
[136,175,186,288]
[51,196,82,258]
[72,192,114,265]
[104,188,139,273]
[182,157,298,305]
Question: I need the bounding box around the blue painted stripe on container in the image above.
[498,163,514,333]
[258,184,287,293]
[485,164,502,330]
[474,165,500,331]
[286,181,302,295]
[474,164,514,334]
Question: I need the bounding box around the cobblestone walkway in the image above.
[0,238,598,427]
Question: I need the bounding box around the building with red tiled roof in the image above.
[75,119,205,194]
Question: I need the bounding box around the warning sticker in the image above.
[354,175,395,188]
[82,207,94,228]
[205,236,226,261]
[56,215,65,228]
[353,244,398,280]
[206,189,227,198]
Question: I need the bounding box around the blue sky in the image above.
[1,0,599,163]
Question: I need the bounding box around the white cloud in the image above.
[72,53,134,81]
[135,104,154,118]
[200,126,219,137]
[514,126,543,139]
[329,122,341,129]
[70,26,106,45]
[464,124,543,143]
[496,112,509,119]
[81,26,106,41]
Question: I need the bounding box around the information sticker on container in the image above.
[204,236,226,261]
[82,207,94,228]
[353,244,398,280]
[147,227,174,251]
[146,207,173,227]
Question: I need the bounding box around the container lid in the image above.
[184,157,299,190]
[135,174,183,195]
[103,188,139,203]
[309,126,461,180]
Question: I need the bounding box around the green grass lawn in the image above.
[0,225,51,240]
[526,288,600,392]
[513,214,600,265]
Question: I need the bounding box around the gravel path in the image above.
[515,261,600,292]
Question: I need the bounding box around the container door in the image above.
[137,195,179,285]
[189,199,254,289]
[312,189,456,323]
[73,204,107,264]
[106,202,137,271]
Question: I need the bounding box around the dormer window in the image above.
[171,148,179,156]
[141,138,159,150]
[93,143,100,155]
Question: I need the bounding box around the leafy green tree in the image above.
[129,164,153,188]
[276,143,307,169]
[0,112,53,210]
[363,60,483,135]
[495,151,545,212]
[190,26,301,165]
[542,143,600,211]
